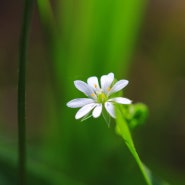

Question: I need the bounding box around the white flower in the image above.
[66,72,132,121]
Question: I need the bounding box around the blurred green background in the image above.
[0,0,185,184]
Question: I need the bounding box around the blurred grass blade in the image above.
[37,0,68,90]
[107,0,148,74]
[56,0,148,76]
[18,0,34,184]
[0,142,87,185]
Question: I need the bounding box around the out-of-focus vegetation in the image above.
[0,0,185,184]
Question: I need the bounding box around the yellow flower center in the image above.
[97,92,107,103]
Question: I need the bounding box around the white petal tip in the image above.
[123,99,132,104]
[92,104,102,118]
[66,101,74,108]
[75,115,80,119]
[109,97,132,105]
[108,72,114,76]
[74,80,79,85]
[105,102,116,118]
[75,103,96,120]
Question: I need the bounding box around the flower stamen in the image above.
[91,93,95,97]
[107,87,111,91]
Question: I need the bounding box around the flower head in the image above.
[66,72,132,123]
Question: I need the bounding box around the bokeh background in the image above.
[0,0,185,185]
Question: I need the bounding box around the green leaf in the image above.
[115,105,170,185]
[143,165,170,185]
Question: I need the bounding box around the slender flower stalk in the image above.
[18,0,33,184]
[67,72,132,125]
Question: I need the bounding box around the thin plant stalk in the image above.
[18,0,34,184]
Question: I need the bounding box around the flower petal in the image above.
[66,98,95,108]
[109,97,132,104]
[100,72,114,93]
[105,102,115,118]
[75,103,96,119]
[74,80,95,97]
[92,104,102,118]
[109,80,128,95]
[87,76,100,90]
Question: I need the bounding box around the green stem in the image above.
[116,106,152,185]
[18,0,34,184]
